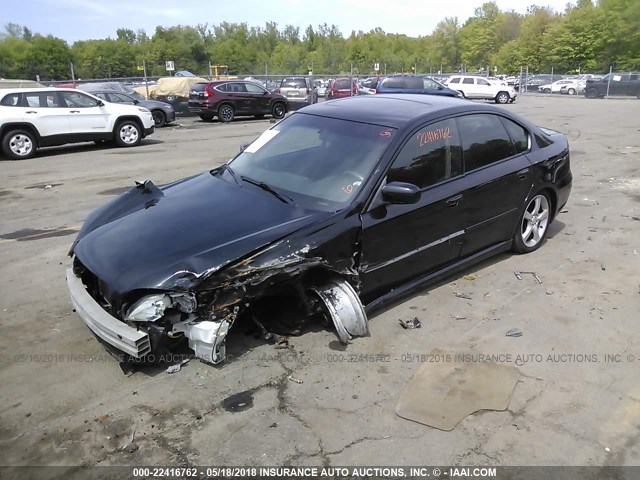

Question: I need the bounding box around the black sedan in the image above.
[66,95,572,364]
[91,91,176,127]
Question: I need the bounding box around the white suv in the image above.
[0,87,155,160]
[445,75,517,104]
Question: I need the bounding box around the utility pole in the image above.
[70,62,76,87]
[143,60,149,98]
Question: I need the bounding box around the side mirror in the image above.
[97,100,104,106]
[239,141,251,153]
[133,99,140,104]
[381,182,421,204]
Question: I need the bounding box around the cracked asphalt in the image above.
[0,95,639,472]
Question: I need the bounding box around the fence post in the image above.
[605,65,613,98]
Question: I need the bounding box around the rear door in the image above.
[360,118,467,299]
[227,82,253,114]
[456,113,533,256]
[461,77,476,98]
[19,91,72,138]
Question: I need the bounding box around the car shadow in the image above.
[0,139,165,161]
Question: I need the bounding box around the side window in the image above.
[477,79,490,86]
[387,119,463,189]
[24,93,43,107]
[462,78,474,85]
[245,83,265,94]
[457,114,516,172]
[1,93,21,106]
[229,83,247,93]
[95,93,110,101]
[500,117,530,154]
[216,83,228,92]
[60,91,99,108]
[449,78,460,84]
[110,93,134,103]
[422,78,440,89]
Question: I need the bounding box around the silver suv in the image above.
[276,77,317,108]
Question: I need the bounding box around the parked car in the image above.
[515,75,564,92]
[584,72,640,98]
[90,91,175,127]
[538,79,578,94]
[559,81,583,95]
[375,75,461,97]
[188,80,288,122]
[445,75,517,103]
[0,87,154,160]
[314,80,327,97]
[66,94,571,365]
[326,77,359,99]
[77,82,145,102]
[275,77,317,108]
[359,77,379,95]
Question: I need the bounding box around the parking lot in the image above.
[1,95,640,470]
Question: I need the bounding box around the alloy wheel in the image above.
[119,124,139,144]
[521,195,550,248]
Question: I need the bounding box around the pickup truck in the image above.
[584,73,640,98]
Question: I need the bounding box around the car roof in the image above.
[299,94,495,128]
[0,87,80,95]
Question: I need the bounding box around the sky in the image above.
[5,0,571,43]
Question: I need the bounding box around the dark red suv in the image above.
[326,78,359,99]
[188,80,288,122]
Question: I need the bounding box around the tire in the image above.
[253,113,265,120]
[512,192,551,254]
[114,120,142,147]
[152,110,166,127]
[543,88,551,94]
[218,104,235,123]
[2,129,37,160]
[567,88,576,95]
[495,91,510,104]
[586,88,598,99]
[272,102,286,119]
[199,113,214,122]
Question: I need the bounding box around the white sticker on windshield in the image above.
[613,75,622,82]
[244,129,280,153]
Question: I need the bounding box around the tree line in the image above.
[0,0,637,81]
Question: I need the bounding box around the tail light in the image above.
[205,85,215,97]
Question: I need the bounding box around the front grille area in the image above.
[73,257,118,318]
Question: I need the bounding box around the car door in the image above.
[244,82,270,113]
[461,77,476,98]
[226,82,253,114]
[16,91,72,139]
[360,118,467,299]
[456,113,534,256]
[58,91,109,134]
[475,78,494,99]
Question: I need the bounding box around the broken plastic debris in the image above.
[288,375,303,384]
[454,292,472,300]
[121,427,136,451]
[605,447,611,452]
[166,358,190,374]
[463,274,478,281]
[506,328,523,337]
[514,271,542,284]
[399,317,422,329]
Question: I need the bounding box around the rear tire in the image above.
[567,88,576,95]
[2,129,37,160]
[512,192,551,254]
[495,91,510,104]
[152,110,166,127]
[218,104,235,123]
[543,88,551,94]
[114,120,142,147]
[272,102,286,119]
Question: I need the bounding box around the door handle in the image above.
[70,110,80,113]
[517,168,529,180]
[446,194,463,207]
[26,111,37,114]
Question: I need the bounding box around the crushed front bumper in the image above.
[66,268,151,358]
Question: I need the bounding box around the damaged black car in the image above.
[67,94,572,364]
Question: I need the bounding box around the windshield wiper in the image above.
[217,164,240,184]
[241,176,294,204]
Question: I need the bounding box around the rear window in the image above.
[334,79,352,89]
[281,78,307,88]
[191,83,207,92]
[1,93,21,106]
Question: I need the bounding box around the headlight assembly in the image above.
[125,294,171,322]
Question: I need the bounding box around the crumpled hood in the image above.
[73,172,326,298]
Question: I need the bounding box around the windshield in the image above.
[226,113,396,211]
